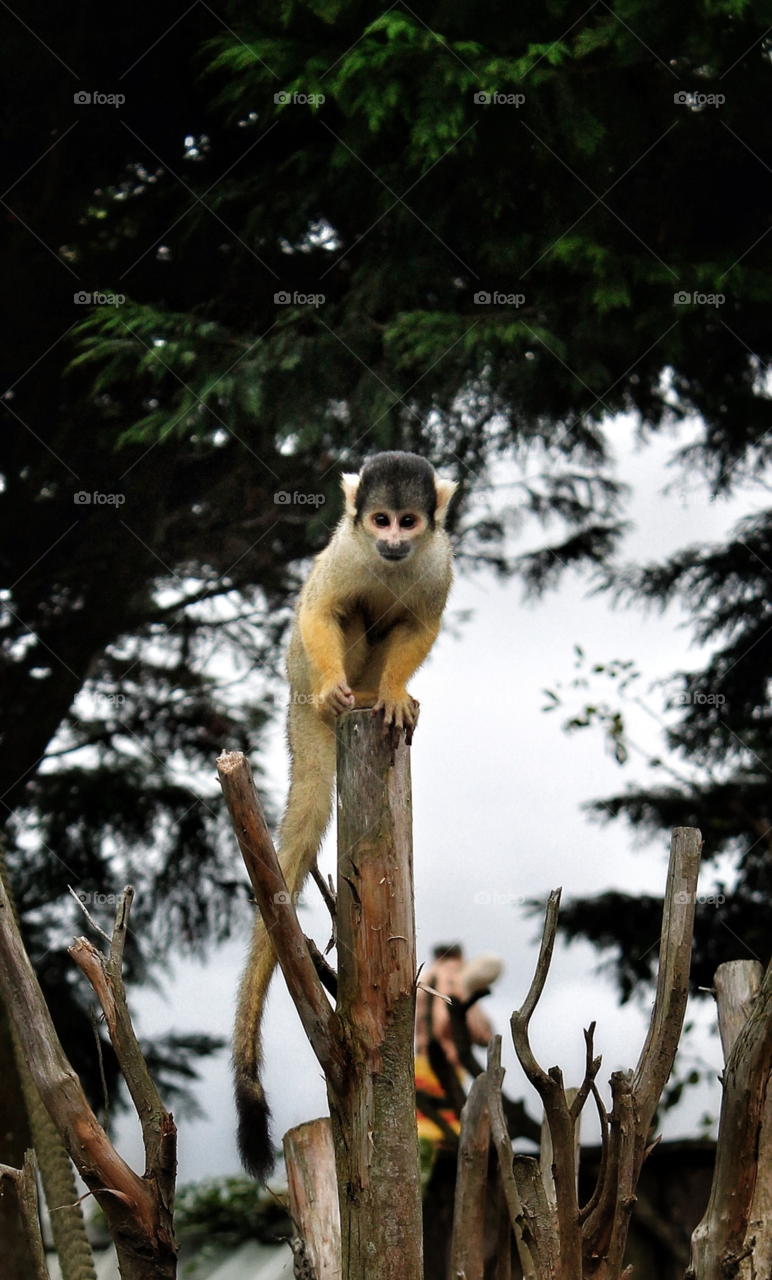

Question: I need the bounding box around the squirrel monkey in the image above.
[234,451,457,1179]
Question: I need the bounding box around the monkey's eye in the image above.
[399,514,417,529]
[372,513,390,528]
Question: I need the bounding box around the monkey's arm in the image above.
[372,617,441,731]
[298,598,355,715]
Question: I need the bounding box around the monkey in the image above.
[233,450,458,1179]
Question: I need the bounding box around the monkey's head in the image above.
[341,451,457,563]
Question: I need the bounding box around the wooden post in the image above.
[450,1074,490,1280]
[284,1119,341,1280]
[333,711,423,1280]
[689,957,772,1279]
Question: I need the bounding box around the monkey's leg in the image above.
[233,699,337,1180]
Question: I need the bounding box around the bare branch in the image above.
[68,885,111,943]
[632,827,702,1148]
[578,1083,609,1224]
[570,1022,602,1125]
[216,750,345,1089]
[511,889,562,1091]
[450,1074,490,1280]
[305,936,338,998]
[69,887,176,1208]
[0,1152,50,1280]
[485,1037,537,1280]
[511,890,583,1277]
[0,871,176,1278]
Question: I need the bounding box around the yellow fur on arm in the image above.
[298,602,347,690]
[378,618,441,697]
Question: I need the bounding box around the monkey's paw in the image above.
[371,691,420,744]
[318,678,356,716]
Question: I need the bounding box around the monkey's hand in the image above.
[371,689,420,743]
[317,677,356,716]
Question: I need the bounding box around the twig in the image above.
[68,884,112,943]
[511,890,583,1278]
[90,1004,110,1130]
[305,936,338,998]
[311,861,336,919]
[569,1022,602,1124]
[428,1035,467,1117]
[0,1152,50,1280]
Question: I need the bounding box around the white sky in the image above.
[114,412,764,1183]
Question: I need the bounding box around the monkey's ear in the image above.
[434,478,458,525]
[341,472,360,520]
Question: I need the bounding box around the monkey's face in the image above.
[364,507,427,562]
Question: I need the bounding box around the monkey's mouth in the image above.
[376,541,412,561]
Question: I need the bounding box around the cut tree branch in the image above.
[216,750,346,1091]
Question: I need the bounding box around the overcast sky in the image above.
[114,412,763,1184]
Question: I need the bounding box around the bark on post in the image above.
[284,1118,341,1280]
[449,1074,490,1280]
[0,1152,50,1280]
[333,711,423,1280]
[689,958,772,1279]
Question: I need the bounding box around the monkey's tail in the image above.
[233,702,337,1180]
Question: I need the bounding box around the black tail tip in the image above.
[235,1077,275,1182]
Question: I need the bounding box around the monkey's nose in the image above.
[376,540,411,560]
